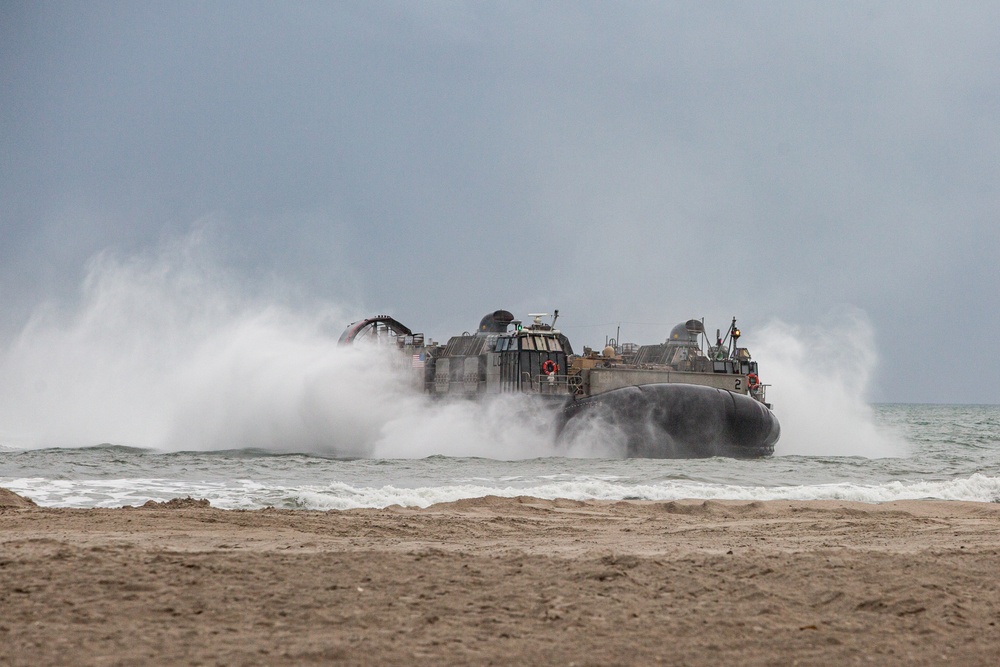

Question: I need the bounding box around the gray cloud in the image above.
[2,1,999,403]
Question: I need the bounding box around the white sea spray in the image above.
[0,233,597,457]
[754,310,910,458]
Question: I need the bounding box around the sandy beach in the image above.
[2,488,998,666]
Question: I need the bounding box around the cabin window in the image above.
[523,336,535,350]
[548,338,562,352]
[534,336,548,351]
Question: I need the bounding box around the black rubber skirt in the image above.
[558,383,780,458]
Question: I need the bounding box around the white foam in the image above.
[5,473,998,509]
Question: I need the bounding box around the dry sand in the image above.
[2,489,999,666]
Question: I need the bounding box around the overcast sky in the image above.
[2,1,999,404]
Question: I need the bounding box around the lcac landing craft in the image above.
[339,311,780,458]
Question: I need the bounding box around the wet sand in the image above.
[2,489,999,665]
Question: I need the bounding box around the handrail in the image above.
[532,373,571,395]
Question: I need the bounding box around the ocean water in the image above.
[2,404,998,510]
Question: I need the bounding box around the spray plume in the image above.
[0,235,567,457]
[753,310,908,457]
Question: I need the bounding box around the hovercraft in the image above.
[339,310,780,458]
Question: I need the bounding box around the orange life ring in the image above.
[747,373,760,390]
[542,360,559,375]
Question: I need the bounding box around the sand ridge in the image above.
[1,490,999,665]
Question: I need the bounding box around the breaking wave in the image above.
[4,473,998,510]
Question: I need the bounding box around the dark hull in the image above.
[558,383,780,458]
